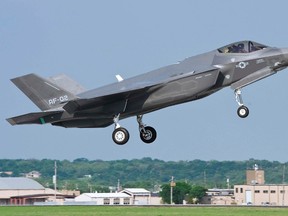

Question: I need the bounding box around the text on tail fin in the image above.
[11,73,77,111]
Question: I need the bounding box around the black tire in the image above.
[237,106,249,118]
[140,126,157,144]
[112,127,130,145]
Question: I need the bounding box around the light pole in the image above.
[170,176,176,204]
[53,161,57,202]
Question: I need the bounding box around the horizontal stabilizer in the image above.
[6,111,63,125]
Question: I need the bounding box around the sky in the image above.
[1,0,288,162]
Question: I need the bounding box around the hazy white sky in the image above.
[2,0,288,162]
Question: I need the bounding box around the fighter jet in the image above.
[7,41,288,145]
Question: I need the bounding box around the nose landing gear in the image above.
[235,89,249,118]
[237,105,249,118]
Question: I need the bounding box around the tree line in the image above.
[0,158,287,193]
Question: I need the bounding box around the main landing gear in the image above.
[112,114,157,145]
[112,114,130,145]
[137,115,157,144]
[234,89,249,118]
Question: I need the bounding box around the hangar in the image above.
[0,177,62,205]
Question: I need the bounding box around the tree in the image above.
[189,185,207,204]
[160,182,191,204]
[159,184,171,204]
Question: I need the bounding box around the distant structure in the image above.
[0,177,78,205]
[234,165,288,206]
[74,188,161,205]
[121,188,151,205]
[246,164,265,185]
[25,171,41,179]
[75,193,132,205]
[0,171,13,177]
[202,189,234,205]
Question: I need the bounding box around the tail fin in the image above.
[11,73,78,111]
[47,74,86,95]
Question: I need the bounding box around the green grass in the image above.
[0,206,288,216]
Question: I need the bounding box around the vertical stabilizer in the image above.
[11,73,77,111]
[47,74,86,95]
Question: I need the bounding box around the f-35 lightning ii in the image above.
[7,41,288,145]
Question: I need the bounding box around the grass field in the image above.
[1,206,288,216]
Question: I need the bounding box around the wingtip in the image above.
[6,118,16,126]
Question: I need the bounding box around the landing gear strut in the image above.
[137,115,157,144]
[234,89,249,118]
[112,114,129,145]
[111,114,157,145]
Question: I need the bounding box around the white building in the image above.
[75,193,132,205]
[74,188,160,205]
[121,188,152,205]
[25,171,41,179]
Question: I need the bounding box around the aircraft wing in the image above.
[63,67,219,114]
[63,86,155,114]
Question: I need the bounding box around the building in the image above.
[0,171,13,177]
[121,188,151,205]
[0,177,63,205]
[74,188,160,205]
[202,189,235,205]
[234,165,288,206]
[75,193,132,205]
[246,164,265,185]
[25,171,41,179]
[0,177,79,205]
[59,190,80,197]
[234,184,288,205]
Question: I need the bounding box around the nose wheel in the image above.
[237,105,249,118]
[235,89,249,118]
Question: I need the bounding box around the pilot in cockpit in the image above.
[237,43,247,53]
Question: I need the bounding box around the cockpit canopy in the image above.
[218,41,268,54]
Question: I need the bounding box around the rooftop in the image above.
[122,188,150,195]
[79,193,131,198]
[0,177,44,190]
